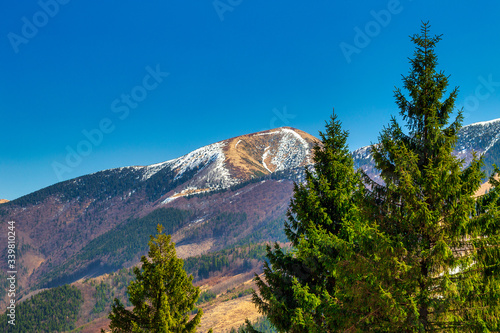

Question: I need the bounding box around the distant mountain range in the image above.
[0,119,498,330]
[352,118,500,183]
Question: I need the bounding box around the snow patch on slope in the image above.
[139,141,239,202]
[262,146,272,173]
[171,141,238,191]
[255,131,280,136]
[483,132,500,155]
[142,160,173,180]
[143,142,234,186]
[270,128,310,171]
[170,142,225,180]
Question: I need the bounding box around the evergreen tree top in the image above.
[106,224,202,333]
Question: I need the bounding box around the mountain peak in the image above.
[144,127,320,202]
[223,127,318,178]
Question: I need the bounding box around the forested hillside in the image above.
[0,285,83,332]
[39,208,195,288]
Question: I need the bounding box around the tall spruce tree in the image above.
[105,224,202,333]
[252,22,500,332]
[355,22,500,331]
[252,113,364,332]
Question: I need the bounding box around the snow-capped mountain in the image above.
[352,118,500,181]
[9,127,318,208]
[455,118,500,176]
[138,127,318,202]
[0,127,319,301]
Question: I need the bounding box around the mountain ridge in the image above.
[0,126,319,306]
[9,126,318,207]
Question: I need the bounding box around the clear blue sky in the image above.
[1,0,499,200]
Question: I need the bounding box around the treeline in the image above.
[181,212,248,246]
[6,153,307,208]
[183,243,268,281]
[40,208,194,289]
[0,285,83,332]
[144,163,202,201]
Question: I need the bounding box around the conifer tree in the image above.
[252,113,364,332]
[252,22,500,332]
[105,224,202,333]
[353,22,500,331]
